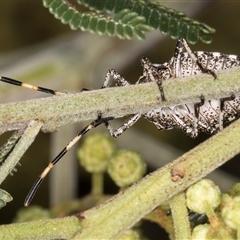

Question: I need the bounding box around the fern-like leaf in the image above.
[43,0,215,43]
[77,0,215,43]
[43,0,151,40]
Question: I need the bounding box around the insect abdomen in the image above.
[172,52,240,78]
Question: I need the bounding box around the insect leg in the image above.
[140,57,166,101]
[194,95,205,119]
[191,95,205,137]
[220,94,236,130]
[0,76,63,95]
[220,95,236,110]
[24,113,113,206]
[104,113,142,138]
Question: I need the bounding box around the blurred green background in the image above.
[0,1,240,238]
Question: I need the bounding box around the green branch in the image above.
[169,192,191,239]
[74,115,240,239]
[0,66,240,134]
[0,121,43,185]
[0,216,80,240]
[1,89,240,238]
[2,114,239,239]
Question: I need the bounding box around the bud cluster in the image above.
[186,179,240,239]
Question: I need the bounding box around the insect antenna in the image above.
[24,114,113,206]
[0,76,62,95]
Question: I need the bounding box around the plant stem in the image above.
[0,120,42,185]
[169,192,191,240]
[91,172,104,195]
[0,67,240,134]
[73,116,240,239]
[0,216,81,240]
[2,115,240,239]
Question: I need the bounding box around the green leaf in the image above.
[44,0,151,40]
[80,14,90,30]
[128,16,146,26]
[123,25,133,39]
[43,0,215,43]
[55,3,68,18]
[147,9,160,29]
[169,17,180,39]
[89,16,98,33]
[116,24,125,39]
[70,13,81,30]
[61,8,75,24]
[159,13,169,34]
[178,21,188,39]
[187,25,198,44]
[97,19,107,35]
[106,20,115,36]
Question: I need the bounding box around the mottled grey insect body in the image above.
[145,42,240,137]
[105,38,240,138]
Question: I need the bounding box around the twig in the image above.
[75,116,240,239]
[169,192,191,239]
[0,66,240,134]
[0,216,80,240]
[0,120,42,184]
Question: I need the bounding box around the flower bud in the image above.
[221,196,240,230]
[117,229,142,240]
[228,183,240,197]
[77,133,115,173]
[186,179,221,214]
[14,206,51,222]
[191,224,211,240]
[108,150,146,188]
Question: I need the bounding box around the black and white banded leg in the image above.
[105,113,142,138]
[101,70,144,138]
[0,75,116,205]
[140,57,166,101]
[103,60,166,101]
[190,95,205,137]
[24,113,113,206]
[219,94,236,130]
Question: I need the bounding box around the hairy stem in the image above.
[0,120,42,185]
[74,116,240,239]
[1,116,240,239]
[169,192,191,240]
[0,216,80,240]
[0,66,240,134]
